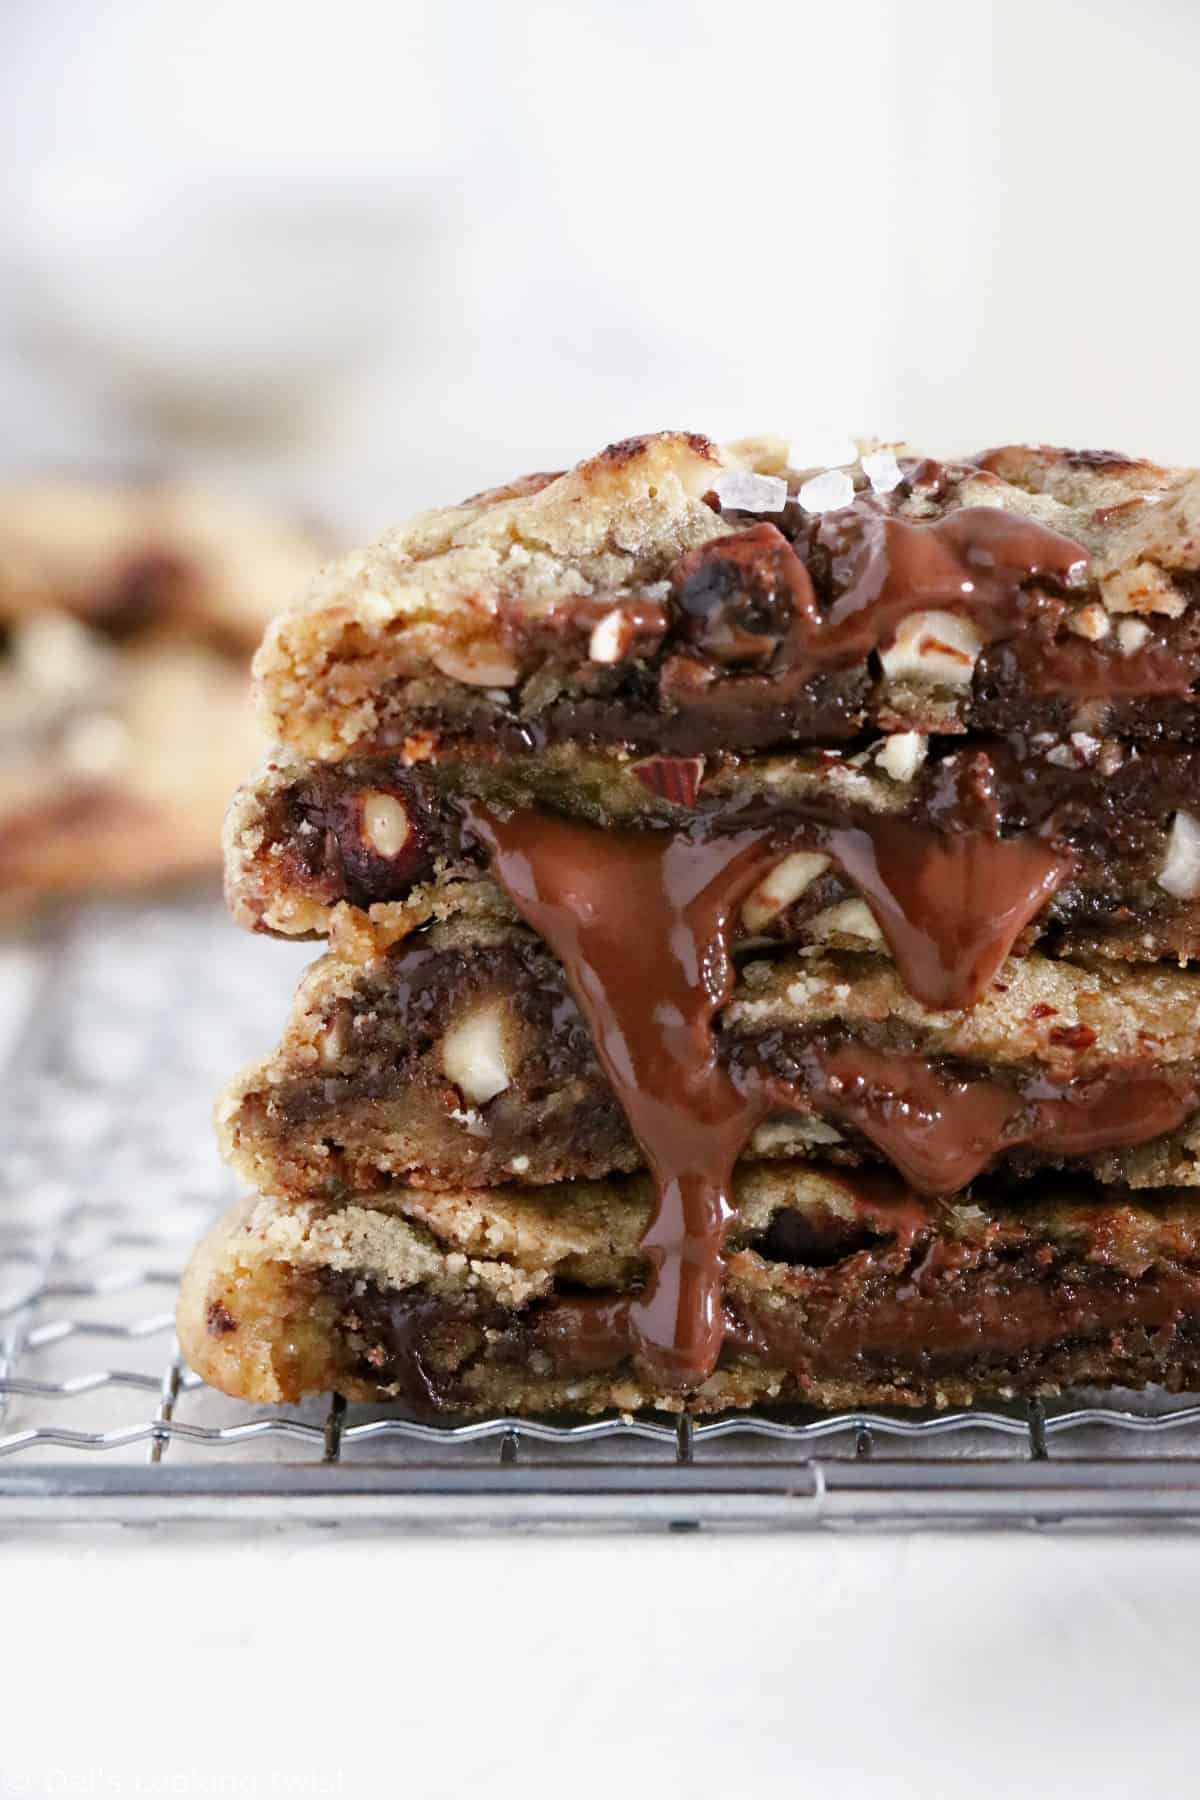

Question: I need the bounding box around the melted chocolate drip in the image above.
[443,508,1196,1391]
[815,504,1087,649]
[461,792,1100,1386]
[461,803,778,1385]
[831,826,1066,1010]
[779,1045,1199,1196]
[828,751,1072,1008]
[661,504,1088,719]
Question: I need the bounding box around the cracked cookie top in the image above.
[253,430,1200,760]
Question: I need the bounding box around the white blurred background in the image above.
[0,0,1197,535]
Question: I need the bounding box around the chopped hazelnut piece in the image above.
[875,732,928,783]
[808,898,885,946]
[1117,619,1150,657]
[742,852,831,933]
[361,792,411,859]
[433,644,519,688]
[878,610,983,685]
[442,1000,513,1105]
[1067,604,1111,642]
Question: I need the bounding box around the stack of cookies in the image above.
[180,431,1200,1416]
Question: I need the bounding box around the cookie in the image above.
[195,428,1200,1404]
[0,476,330,910]
[224,735,1200,963]
[253,432,1200,763]
[179,1169,1200,1414]
[217,917,1200,1203]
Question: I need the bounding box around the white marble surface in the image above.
[3,1532,1200,1798]
[0,939,41,1068]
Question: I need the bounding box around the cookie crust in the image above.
[253,432,1200,762]
[180,1171,1200,1414]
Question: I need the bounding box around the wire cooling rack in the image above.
[7,894,1200,1530]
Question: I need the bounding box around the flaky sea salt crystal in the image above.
[798,468,856,513]
[712,469,788,514]
[862,448,903,495]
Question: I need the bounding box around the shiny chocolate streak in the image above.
[768,1045,1200,1196]
[463,754,1075,1019]
[725,1263,1200,1378]
[461,803,778,1386]
[660,505,1089,715]
[826,816,1068,1011]
[524,1268,1200,1386]
[521,1176,932,1381]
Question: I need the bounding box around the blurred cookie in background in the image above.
[0,476,331,916]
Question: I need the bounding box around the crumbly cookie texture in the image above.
[254,431,726,757]
[179,1172,1200,1414]
[0,475,330,911]
[223,735,1200,963]
[253,431,1200,761]
[222,740,921,936]
[216,917,1200,1203]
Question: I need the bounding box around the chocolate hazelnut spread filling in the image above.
[460,797,1186,1389]
[318,1180,1200,1409]
[367,485,1200,754]
[253,731,1200,965]
[825,816,1069,1010]
[461,803,778,1386]
[723,1258,1200,1381]
[660,485,1200,720]
[523,1260,1200,1390]
[751,1044,1200,1195]
[520,1271,1200,1389]
[660,504,1088,719]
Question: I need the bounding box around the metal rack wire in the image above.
[6,893,1200,1529]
